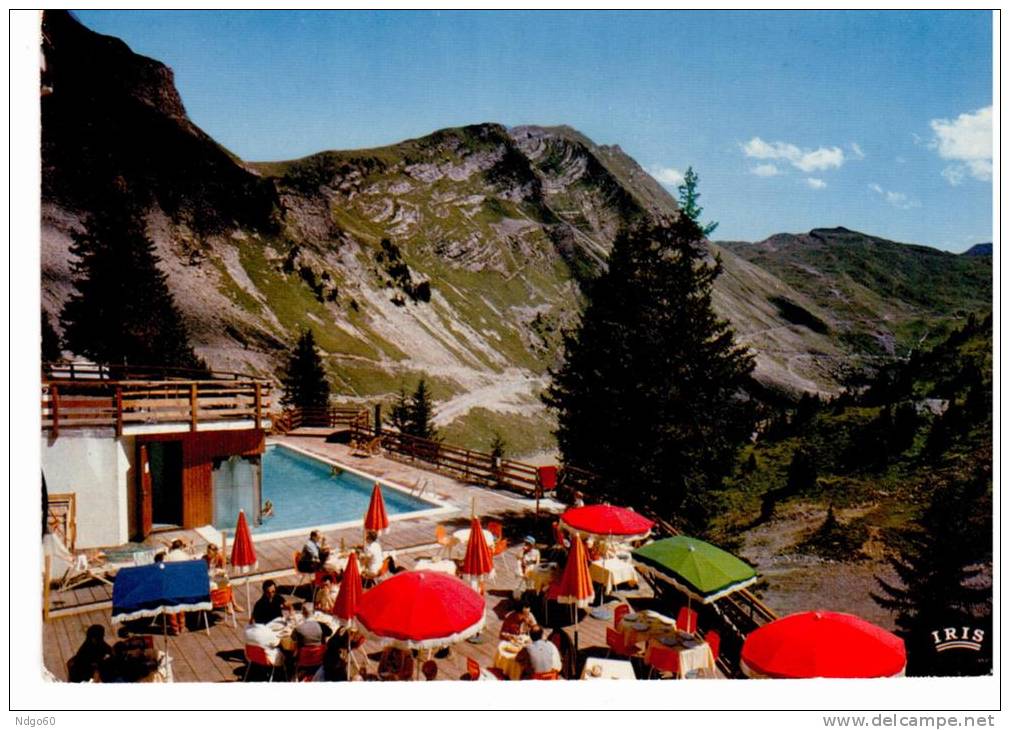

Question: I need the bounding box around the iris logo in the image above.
[931,627,985,652]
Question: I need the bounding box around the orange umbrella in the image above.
[460,516,495,587]
[229,510,258,610]
[332,551,363,627]
[363,482,390,535]
[553,534,595,676]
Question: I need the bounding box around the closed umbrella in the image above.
[229,509,258,610]
[111,560,212,681]
[549,534,595,676]
[332,551,363,626]
[460,515,496,644]
[363,482,390,536]
[356,570,485,650]
[741,611,906,678]
[632,535,757,605]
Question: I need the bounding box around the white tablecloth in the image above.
[453,528,496,547]
[492,637,531,680]
[581,657,636,680]
[672,638,716,678]
[524,563,561,593]
[589,558,639,592]
[412,558,458,575]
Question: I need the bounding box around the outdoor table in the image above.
[452,528,496,557]
[492,635,531,680]
[273,612,338,653]
[618,609,678,646]
[323,552,351,574]
[411,558,458,575]
[524,562,561,593]
[589,557,639,592]
[581,657,636,680]
[648,632,716,678]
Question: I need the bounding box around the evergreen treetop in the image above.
[61,201,205,371]
[544,212,755,532]
[280,329,331,416]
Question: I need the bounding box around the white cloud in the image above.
[868,182,920,210]
[648,166,684,187]
[805,177,827,190]
[849,142,865,159]
[751,164,780,177]
[929,106,992,183]
[742,137,845,172]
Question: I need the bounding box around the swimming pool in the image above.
[214,443,446,536]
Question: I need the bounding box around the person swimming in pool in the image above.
[262,500,274,520]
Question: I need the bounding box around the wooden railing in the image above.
[273,405,370,433]
[43,361,260,382]
[41,379,272,437]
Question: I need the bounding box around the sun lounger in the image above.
[350,435,383,457]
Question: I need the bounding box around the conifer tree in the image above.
[61,202,206,371]
[390,385,411,434]
[544,211,755,532]
[677,167,718,236]
[41,312,62,362]
[280,329,331,422]
[408,379,438,441]
[873,454,992,676]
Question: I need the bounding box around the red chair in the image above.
[644,640,680,679]
[613,603,631,630]
[536,466,558,494]
[531,670,560,680]
[677,606,698,634]
[421,660,438,681]
[209,586,237,628]
[492,538,509,556]
[606,627,638,658]
[295,644,327,680]
[465,656,505,681]
[704,630,721,663]
[293,551,316,594]
[243,644,287,682]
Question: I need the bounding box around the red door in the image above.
[138,444,153,539]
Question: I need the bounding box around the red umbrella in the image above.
[356,570,485,650]
[551,534,595,676]
[229,510,258,610]
[741,611,907,678]
[560,504,654,541]
[363,482,390,535]
[460,516,495,587]
[332,551,363,626]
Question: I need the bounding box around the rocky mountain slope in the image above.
[39,12,990,455]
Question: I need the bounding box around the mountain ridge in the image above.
[39,11,991,454]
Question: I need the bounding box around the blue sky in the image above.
[75,10,993,251]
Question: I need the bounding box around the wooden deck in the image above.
[43,435,723,682]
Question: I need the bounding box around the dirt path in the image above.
[432,369,546,426]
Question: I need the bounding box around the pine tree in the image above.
[677,167,718,236]
[390,386,411,434]
[280,329,331,423]
[872,454,992,676]
[41,312,62,362]
[61,202,205,371]
[544,213,755,532]
[408,379,438,441]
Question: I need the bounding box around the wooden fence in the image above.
[41,379,271,437]
[273,405,370,433]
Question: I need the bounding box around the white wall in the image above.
[41,432,132,548]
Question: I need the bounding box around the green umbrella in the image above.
[632,536,757,605]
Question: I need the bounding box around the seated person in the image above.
[292,602,333,648]
[250,579,286,625]
[313,573,339,614]
[517,536,541,575]
[360,531,385,578]
[313,629,351,682]
[163,539,190,562]
[261,499,274,520]
[298,530,330,573]
[516,626,562,678]
[203,543,226,573]
[500,603,539,640]
[377,647,413,681]
[68,624,113,683]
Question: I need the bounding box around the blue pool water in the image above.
[219,445,437,534]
